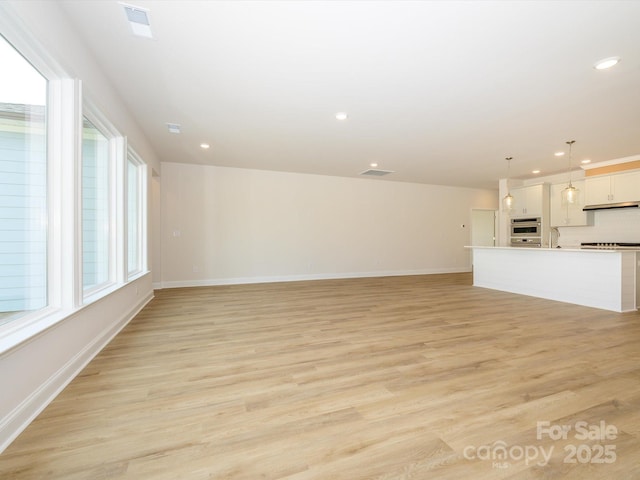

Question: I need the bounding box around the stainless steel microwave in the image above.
[510,217,541,237]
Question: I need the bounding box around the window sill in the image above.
[0,273,150,355]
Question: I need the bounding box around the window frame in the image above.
[0,12,78,349]
[0,37,49,326]
[0,9,151,353]
[126,147,147,279]
[79,105,122,301]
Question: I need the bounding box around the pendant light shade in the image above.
[562,185,579,205]
[502,157,514,212]
[502,192,514,211]
[561,140,579,206]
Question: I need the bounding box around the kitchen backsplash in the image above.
[558,208,640,246]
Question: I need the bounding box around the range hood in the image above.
[583,201,640,211]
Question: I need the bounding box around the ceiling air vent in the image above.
[360,169,395,177]
[166,123,181,134]
[121,3,153,38]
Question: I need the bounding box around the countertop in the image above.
[465,246,640,253]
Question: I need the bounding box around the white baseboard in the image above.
[158,267,471,289]
[0,291,153,454]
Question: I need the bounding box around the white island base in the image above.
[467,247,639,313]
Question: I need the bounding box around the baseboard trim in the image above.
[0,291,153,454]
[158,268,471,289]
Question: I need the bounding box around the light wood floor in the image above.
[2,273,640,479]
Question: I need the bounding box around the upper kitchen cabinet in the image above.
[550,180,592,227]
[510,183,550,218]
[585,170,640,205]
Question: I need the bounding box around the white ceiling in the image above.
[59,0,640,189]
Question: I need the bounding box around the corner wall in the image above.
[160,162,497,286]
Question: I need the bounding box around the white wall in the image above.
[0,2,158,452]
[160,162,497,287]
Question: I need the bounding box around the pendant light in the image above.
[561,140,579,206]
[502,157,514,212]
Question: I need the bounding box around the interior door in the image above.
[471,209,496,247]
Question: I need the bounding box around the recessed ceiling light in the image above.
[200,143,210,149]
[554,152,565,157]
[581,159,591,164]
[335,112,348,121]
[166,123,181,134]
[370,162,378,168]
[532,170,541,174]
[594,56,620,70]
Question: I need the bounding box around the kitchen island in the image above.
[466,246,639,312]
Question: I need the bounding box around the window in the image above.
[0,26,148,338]
[81,117,111,293]
[0,34,48,325]
[127,151,145,277]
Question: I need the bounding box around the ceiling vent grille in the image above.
[360,169,395,177]
[124,6,149,25]
[166,123,181,134]
[121,3,153,38]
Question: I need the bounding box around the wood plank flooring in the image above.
[1,273,640,479]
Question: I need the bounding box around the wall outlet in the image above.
[193,266,200,273]
[172,229,181,237]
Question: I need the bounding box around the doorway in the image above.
[471,209,496,247]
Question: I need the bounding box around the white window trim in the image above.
[0,7,150,353]
[49,78,83,311]
[126,146,148,278]
[80,103,123,300]
[0,7,79,350]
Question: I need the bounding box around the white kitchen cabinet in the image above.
[550,180,592,227]
[510,183,550,218]
[613,170,640,202]
[585,170,640,205]
[584,175,611,205]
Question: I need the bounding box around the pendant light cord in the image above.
[566,140,575,187]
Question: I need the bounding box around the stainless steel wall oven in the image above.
[510,217,541,237]
[510,217,542,247]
